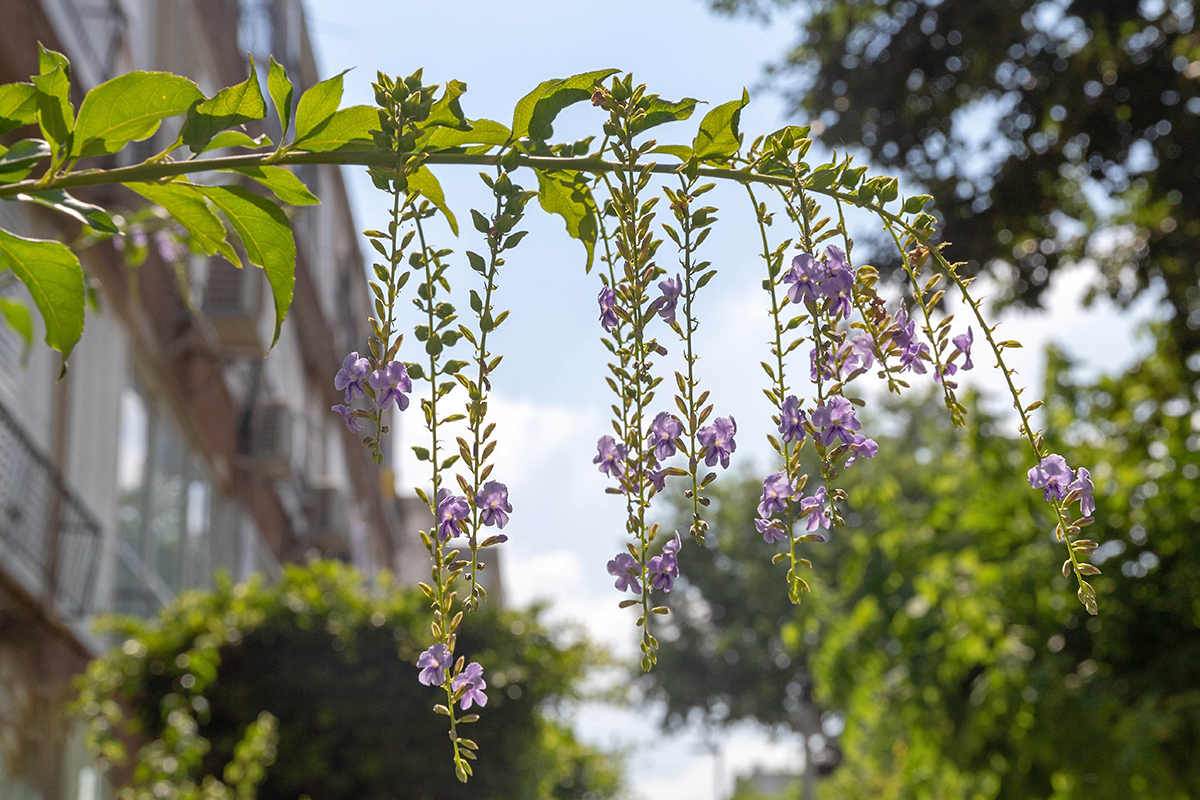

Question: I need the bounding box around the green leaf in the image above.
[635,96,698,134]
[419,119,511,151]
[291,105,375,152]
[424,79,470,131]
[536,169,597,270]
[0,227,84,358]
[73,72,203,158]
[31,65,73,152]
[292,69,348,145]
[0,83,38,136]
[0,139,51,182]
[226,166,320,206]
[199,185,295,347]
[651,144,693,161]
[407,166,458,236]
[37,44,70,78]
[693,89,748,161]
[267,56,294,141]
[180,60,267,153]
[512,69,619,141]
[205,130,272,150]
[125,180,238,264]
[13,189,117,233]
[0,296,33,351]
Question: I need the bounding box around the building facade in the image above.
[0,2,418,799]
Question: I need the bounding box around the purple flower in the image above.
[598,285,618,331]
[810,397,862,447]
[451,661,488,710]
[845,433,878,467]
[899,341,929,374]
[850,333,876,372]
[417,643,452,686]
[757,471,795,518]
[647,469,667,492]
[1069,466,1095,516]
[934,359,958,384]
[649,412,684,460]
[892,308,916,351]
[799,485,831,531]
[475,481,512,529]
[435,488,470,542]
[1028,454,1074,503]
[331,404,364,433]
[820,246,854,318]
[656,274,682,325]
[783,253,822,305]
[953,327,975,370]
[697,416,737,469]
[606,552,642,594]
[334,352,370,403]
[663,530,682,556]
[648,550,679,592]
[594,436,627,477]
[779,395,807,443]
[756,518,788,544]
[154,230,184,263]
[369,361,411,410]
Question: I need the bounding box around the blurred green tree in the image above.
[705,0,1200,371]
[646,329,1200,799]
[77,561,623,800]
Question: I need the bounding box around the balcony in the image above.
[0,399,101,619]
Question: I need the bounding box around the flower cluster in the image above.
[1028,454,1095,517]
[416,646,488,711]
[782,245,855,319]
[330,352,411,434]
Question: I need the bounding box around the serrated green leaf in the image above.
[291,105,375,152]
[693,89,748,161]
[512,69,619,141]
[37,44,70,78]
[125,180,238,264]
[199,185,295,347]
[424,79,470,131]
[31,65,73,152]
[537,169,596,270]
[226,165,319,206]
[419,119,511,151]
[0,227,84,358]
[634,96,698,134]
[14,189,117,233]
[408,166,458,235]
[205,130,272,150]
[73,72,203,158]
[0,296,32,351]
[0,83,38,136]
[180,60,267,153]
[267,56,293,141]
[292,69,348,145]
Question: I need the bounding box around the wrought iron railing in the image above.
[0,399,101,618]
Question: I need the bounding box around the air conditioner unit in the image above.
[307,483,350,557]
[202,257,264,356]
[251,398,294,480]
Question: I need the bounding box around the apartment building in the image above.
[0,2,419,798]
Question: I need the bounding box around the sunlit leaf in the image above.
[0,139,51,183]
[0,227,84,358]
[73,72,203,158]
[14,189,118,232]
[419,119,511,151]
[199,185,295,347]
[512,69,619,141]
[0,83,38,136]
[536,169,596,270]
[693,89,748,161]
[180,59,267,153]
[226,165,320,206]
[408,166,458,235]
[291,105,375,152]
[125,180,238,264]
[31,65,73,153]
[292,69,349,145]
[268,56,294,141]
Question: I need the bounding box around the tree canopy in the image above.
[645,328,1200,799]
[707,0,1200,371]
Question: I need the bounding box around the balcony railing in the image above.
[0,400,101,618]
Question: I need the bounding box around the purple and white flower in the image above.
[783,253,822,305]
[598,285,618,331]
[1028,454,1074,503]
[757,471,795,519]
[779,395,807,443]
[334,352,370,403]
[331,404,364,433]
[435,488,470,542]
[606,552,642,594]
[756,517,789,544]
[799,485,831,531]
[369,361,411,410]
[417,643,452,686]
[1069,466,1096,516]
[811,397,862,447]
[649,412,684,461]
[656,274,682,325]
[475,481,512,529]
[452,661,488,710]
[698,416,737,469]
[594,436,627,477]
[953,327,975,371]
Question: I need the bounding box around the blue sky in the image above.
[304,2,1164,797]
